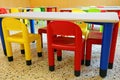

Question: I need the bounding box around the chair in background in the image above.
[33,7,41,12]
[0,8,7,14]
[47,21,85,77]
[46,6,57,12]
[9,8,19,13]
[85,31,102,66]
[38,6,57,47]
[85,26,116,69]
[87,7,101,12]
[2,18,42,65]
[59,9,72,12]
[85,8,103,66]
[72,8,85,13]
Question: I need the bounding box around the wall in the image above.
[0,0,119,8]
[0,0,30,8]
[30,0,120,8]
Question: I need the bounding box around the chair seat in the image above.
[52,37,75,50]
[7,32,40,43]
[88,31,102,40]
[87,31,102,44]
[38,27,47,33]
[52,37,84,50]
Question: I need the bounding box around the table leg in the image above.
[30,20,35,33]
[0,18,7,56]
[100,23,113,78]
[108,23,119,69]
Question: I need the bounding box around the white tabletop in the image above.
[0,12,119,23]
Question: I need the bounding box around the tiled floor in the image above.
[0,27,120,80]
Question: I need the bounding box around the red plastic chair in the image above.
[0,8,7,14]
[47,21,85,77]
[85,31,102,66]
[85,30,116,69]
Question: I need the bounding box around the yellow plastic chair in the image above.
[2,18,42,65]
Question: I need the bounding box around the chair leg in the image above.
[57,50,62,61]
[24,43,32,65]
[6,42,13,61]
[36,37,42,57]
[48,48,55,71]
[74,49,81,77]
[40,33,43,48]
[108,23,119,69]
[38,30,45,48]
[85,40,92,66]
[20,44,25,54]
[91,24,94,30]
[81,40,85,65]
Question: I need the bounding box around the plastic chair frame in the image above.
[47,21,85,77]
[2,18,42,65]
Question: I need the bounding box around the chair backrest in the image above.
[0,8,7,14]
[60,9,72,12]
[72,8,85,13]
[33,7,46,12]
[2,18,29,39]
[40,7,45,12]
[47,21,82,42]
[76,22,87,31]
[23,9,27,12]
[88,8,100,12]
[46,7,57,12]
[33,8,41,12]
[10,8,19,13]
